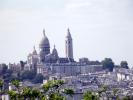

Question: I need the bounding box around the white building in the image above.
[25,29,103,76]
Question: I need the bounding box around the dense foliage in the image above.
[102,58,115,72]
[0,58,131,99]
[20,70,36,80]
[0,79,133,100]
[120,61,129,69]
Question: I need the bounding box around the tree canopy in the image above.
[120,61,129,69]
[20,70,36,80]
[102,58,115,72]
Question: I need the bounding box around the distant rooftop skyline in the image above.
[0,0,133,67]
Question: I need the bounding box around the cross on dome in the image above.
[33,46,36,50]
[54,45,56,49]
[67,28,70,33]
[43,29,45,36]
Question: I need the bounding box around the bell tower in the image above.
[65,28,73,59]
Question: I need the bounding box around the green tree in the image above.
[8,90,18,100]
[120,61,129,69]
[102,58,114,72]
[41,95,47,100]
[49,92,65,100]
[42,80,65,99]
[64,88,74,97]
[64,88,74,100]
[22,87,41,100]
[22,87,32,99]
[21,70,36,80]
[32,88,41,99]
[0,79,4,92]
[98,85,111,100]
[122,96,133,100]
[83,91,99,100]
[112,88,119,99]
[11,79,21,99]
[42,80,53,93]
[20,61,25,70]
[11,79,20,89]
[1,64,8,74]
[42,80,65,93]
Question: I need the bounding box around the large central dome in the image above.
[39,29,50,48]
[39,29,50,63]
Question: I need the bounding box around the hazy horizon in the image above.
[0,0,133,68]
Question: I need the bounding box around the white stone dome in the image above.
[52,45,58,55]
[32,46,37,55]
[39,29,50,48]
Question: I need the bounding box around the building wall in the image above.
[50,64,103,76]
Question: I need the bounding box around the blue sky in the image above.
[0,0,133,67]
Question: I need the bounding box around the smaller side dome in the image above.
[52,45,58,58]
[32,46,37,55]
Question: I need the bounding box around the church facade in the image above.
[26,29,103,76]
